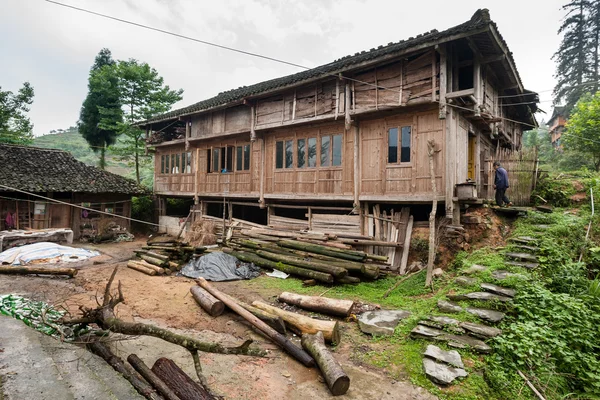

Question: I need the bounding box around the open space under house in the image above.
[139,9,539,242]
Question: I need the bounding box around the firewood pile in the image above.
[127,236,206,276]
[218,225,397,284]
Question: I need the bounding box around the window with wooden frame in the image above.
[320,134,342,167]
[160,155,165,174]
[207,146,234,173]
[387,126,411,164]
[236,144,251,171]
[275,140,294,169]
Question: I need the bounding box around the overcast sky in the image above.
[1,0,564,136]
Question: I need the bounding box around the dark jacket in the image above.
[494,167,509,190]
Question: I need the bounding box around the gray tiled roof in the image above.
[141,9,513,125]
[0,144,146,194]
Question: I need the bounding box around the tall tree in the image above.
[553,0,594,114]
[78,48,122,170]
[112,59,183,184]
[0,82,34,145]
[563,92,600,170]
[590,0,600,92]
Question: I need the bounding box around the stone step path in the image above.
[505,252,539,262]
[492,270,527,280]
[505,260,539,269]
[438,300,506,322]
[509,236,538,244]
[410,325,492,353]
[422,345,468,385]
[447,292,512,303]
[419,316,502,338]
[511,244,540,253]
[480,282,516,297]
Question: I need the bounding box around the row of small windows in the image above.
[207,145,251,173]
[161,127,410,174]
[160,152,192,174]
[276,134,343,169]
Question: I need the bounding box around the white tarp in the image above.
[0,242,100,265]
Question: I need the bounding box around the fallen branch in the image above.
[517,370,546,400]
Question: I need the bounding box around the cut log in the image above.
[296,238,353,250]
[190,286,225,317]
[196,278,314,367]
[223,249,334,283]
[127,354,181,400]
[144,251,170,262]
[127,261,158,276]
[219,291,286,334]
[303,279,317,287]
[88,341,162,400]
[255,250,348,278]
[252,301,341,344]
[335,276,360,284]
[139,254,167,267]
[130,260,166,275]
[302,331,350,396]
[151,357,214,400]
[278,292,354,317]
[362,265,380,280]
[278,240,366,262]
[0,265,77,278]
[340,239,403,247]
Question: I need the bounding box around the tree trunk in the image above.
[277,240,366,262]
[223,249,333,283]
[190,286,224,317]
[135,137,140,184]
[254,250,348,278]
[425,139,438,288]
[278,292,354,317]
[151,358,214,400]
[88,341,163,400]
[127,354,181,400]
[218,291,286,334]
[100,146,106,170]
[301,331,350,396]
[127,261,158,276]
[0,265,76,277]
[195,278,314,367]
[251,301,341,344]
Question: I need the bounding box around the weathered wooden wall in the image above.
[154,145,195,194]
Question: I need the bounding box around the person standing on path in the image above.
[493,161,512,207]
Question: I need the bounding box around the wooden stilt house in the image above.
[138,9,538,229]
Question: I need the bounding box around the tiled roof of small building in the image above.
[0,144,146,194]
[141,9,518,125]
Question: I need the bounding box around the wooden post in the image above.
[438,44,447,119]
[259,136,266,207]
[473,55,482,117]
[185,120,191,150]
[399,215,413,275]
[194,148,200,205]
[425,140,438,288]
[399,59,404,106]
[250,106,257,142]
[431,49,437,103]
[345,82,351,131]
[353,122,360,207]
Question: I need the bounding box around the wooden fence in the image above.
[485,149,539,206]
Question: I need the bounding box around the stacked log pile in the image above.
[127,237,206,276]
[223,230,390,284]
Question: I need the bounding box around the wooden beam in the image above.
[334,80,340,120]
[399,59,404,106]
[431,49,437,102]
[438,44,447,120]
[446,88,475,100]
[194,147,200,204]
[185,120,190,150]
[473,55,482,117]
[353,122,360,208]
[250,105,256,142]
[481,54,505,64]
[259,136,266,207]
[345,83,351,131]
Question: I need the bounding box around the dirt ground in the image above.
[0,239,437,400]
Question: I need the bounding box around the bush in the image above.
[131,196,154,233]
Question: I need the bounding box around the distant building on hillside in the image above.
[548,106,566,149]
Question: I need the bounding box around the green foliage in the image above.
[564,92,600,170]
[0,82,34,145]
[78,49,123,170]
[553,0,599,113]
[110,59,183,184]
[131,196,154,233]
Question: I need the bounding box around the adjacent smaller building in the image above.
[0,144,146,239]
[548,106,566,149]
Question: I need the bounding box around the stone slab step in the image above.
[357,310,411,336]
[423,358,468,386]
[505,252,538,262]
[505,260,539,269]
[447,292,512,303]
[463,264,487,274]
[455,276,478,286]
[511,244,540,252]
[424,344,464,368]
[509,236,538,244]
[421,316,502,338]
[492,270,527,280]
[437,300,505,323]
[410,325,492,353]
[480,282,516,298]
